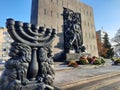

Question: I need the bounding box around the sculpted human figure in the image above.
[63,8,84,53]
[64,28,76,51]
[73,24,83,51]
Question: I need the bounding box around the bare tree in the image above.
[112,28,120,44]
[111,28,120,57]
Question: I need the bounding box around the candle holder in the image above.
[0,18,56,90]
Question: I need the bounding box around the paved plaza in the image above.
[1,59,120,90]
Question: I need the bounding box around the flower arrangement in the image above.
[79,56,89,65]
[100,57,106,64]
[67,56,106,67]
[68,61,79,67]
[87,57,94,63]
[111,58,120,65]
[92,58,101,65]
[78,56,105,65]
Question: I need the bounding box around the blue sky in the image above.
[81,0,120,38]
[0,0,120,38]
[0,0,31,26]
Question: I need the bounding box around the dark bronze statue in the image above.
[0,18,56,90]
[63,7,84,53]
[0,42,31,90]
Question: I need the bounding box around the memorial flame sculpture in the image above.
[0,18,56,90]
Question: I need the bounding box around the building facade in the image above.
[97,30,107,43]
[0,27,4,60]
[31,0,98,57]
[0,27,13,61]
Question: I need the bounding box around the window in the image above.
[44,24,46,27]
[88,22,89,27]
[57,13,59,18]
[90,12,92,17]
[86,44,88,49]
[85,32,88,38]
[61,25,63,30]
[4,36,10,41]
[79,8,81,12]
[2,54,6,57]
[87,45,89,49]
[89,33,91,38]
[51,25,53,28]
[92,34,95,39]
[51,11,53,16]
[62,0,64,6]
[3,48,6,51]
[83,9,85,15]
[3,32,8,35]
[44,9,46,15]
[56,0,58,4]
[91,24,93,28]
[86,11,88,16]
[84,21,86,26]
[94,45,96,50]
[67,2,68,7]
[57,27,59,32]
[90,45,92,50]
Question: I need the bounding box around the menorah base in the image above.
[20,83,44,90]
[4,81,47,90]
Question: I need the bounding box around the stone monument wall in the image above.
[31,0,98,58]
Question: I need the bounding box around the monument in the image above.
[63,8,86,61]
[30,0,99,58]
[0,18,56,90]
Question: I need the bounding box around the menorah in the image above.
[0,18,56,90]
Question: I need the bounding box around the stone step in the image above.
[97,80,120,90]
[76,74,120,90]
[56,71,120,90]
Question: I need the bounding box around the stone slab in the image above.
[66,52,90,61]
[20,83,43,90]
[66,53,80,61]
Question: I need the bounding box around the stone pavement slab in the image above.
[54,64,120,88]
